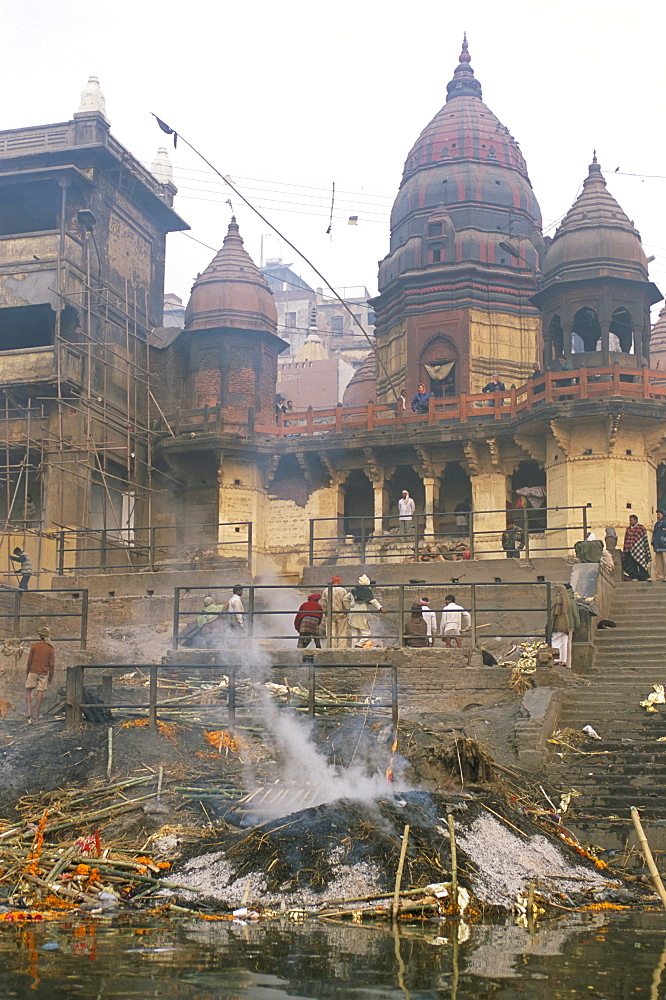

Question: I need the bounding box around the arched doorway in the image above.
[511,460,547,532]
[420,336,458,398]
[572,307,601,353]
[343,469,374,539]
[610,307,634,354]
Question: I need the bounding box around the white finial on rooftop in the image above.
[151,147,174,185]
[78,75,108,121]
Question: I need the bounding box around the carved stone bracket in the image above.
[462,441,481,476]
[262,454,281,489]
[549,420,571,458]
[294,451,312,484]
[644,422,666,458]
[606,412,621,454]
[363,448,384,484]
[485,438,501,470]
[514,431,547,465]
[414,446,439,481]
[319,453,347,486]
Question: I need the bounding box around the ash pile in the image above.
[167,788,619,912]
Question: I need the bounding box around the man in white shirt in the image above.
[398,490,415,536]
[440,593,471,648]
[227,585,245,629]
[419,597,437,646]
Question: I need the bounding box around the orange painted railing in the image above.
[257,365,666,438]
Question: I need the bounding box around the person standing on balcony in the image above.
[482,373,505,394]
[622,515,651,581]
[11,547,32,591]
[411,383,430,415]
[652,510,666,582]
[398,490,416,536]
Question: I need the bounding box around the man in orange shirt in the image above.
[25,625,55,722]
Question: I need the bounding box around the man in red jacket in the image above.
[25,625,55,721]
[294,593,324,649]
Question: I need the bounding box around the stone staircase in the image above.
[548,582,666,845]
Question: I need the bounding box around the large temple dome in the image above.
[383,36,542,284]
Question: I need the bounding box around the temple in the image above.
[1,45,665,586]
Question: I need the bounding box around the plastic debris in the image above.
[581,725,602,740]
[640,685,666,713]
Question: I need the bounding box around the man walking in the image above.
[440,594,471,649]
[411,383,431,415]
[398,490,415,536]
[320,576,351,648]
[294,593,324,649]
[227,585,245,629]
[25,625,55,721]
[10,547,33,590]
[348,575,387,647]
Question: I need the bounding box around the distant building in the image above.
[261,259,374,372]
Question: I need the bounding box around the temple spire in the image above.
[446,34,483,102]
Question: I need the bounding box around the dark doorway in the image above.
[343,469,374,538]
[572,307,601,353]
[437,461,471,537]
[386,466,425,530]
[511,460,547,532]
[610,307,633,354]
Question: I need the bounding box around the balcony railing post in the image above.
[459,392,468,422]
[398,584,405,647]
[360,517,366,565]
[582,504,588,540]
[413,512,420,561]
[470,584,477,646]
[335,403,343,433]
[546,582,553,648]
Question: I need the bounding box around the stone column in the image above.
[423,476,436,536]
[470,472,508,559]
[372,480,385,533]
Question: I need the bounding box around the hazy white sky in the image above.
[3,0,666,311]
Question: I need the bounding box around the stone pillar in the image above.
[423,476,436,536]
[372,480,385,533]
[470,472,508,559]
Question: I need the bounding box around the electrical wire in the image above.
[151,113,399,400]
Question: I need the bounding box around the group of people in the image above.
[294,575,387,649]
[294,580,471,650]
[403,595,471,648]
[181,586,246,647]
[622,513,666,582]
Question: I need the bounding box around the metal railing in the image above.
[171,582,552,650]
[55,521,252,576]
[0,588,88,648]
[64,660,399,733]
[309,505,590,565]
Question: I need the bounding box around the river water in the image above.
[0,911,664,998]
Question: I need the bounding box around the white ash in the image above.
[455,814,610,906]
[169,846,383,909]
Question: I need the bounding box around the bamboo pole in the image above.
[392,824,410,922]
[106,727,113,782]
[448,814,458,915]
[631,806,666,909]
